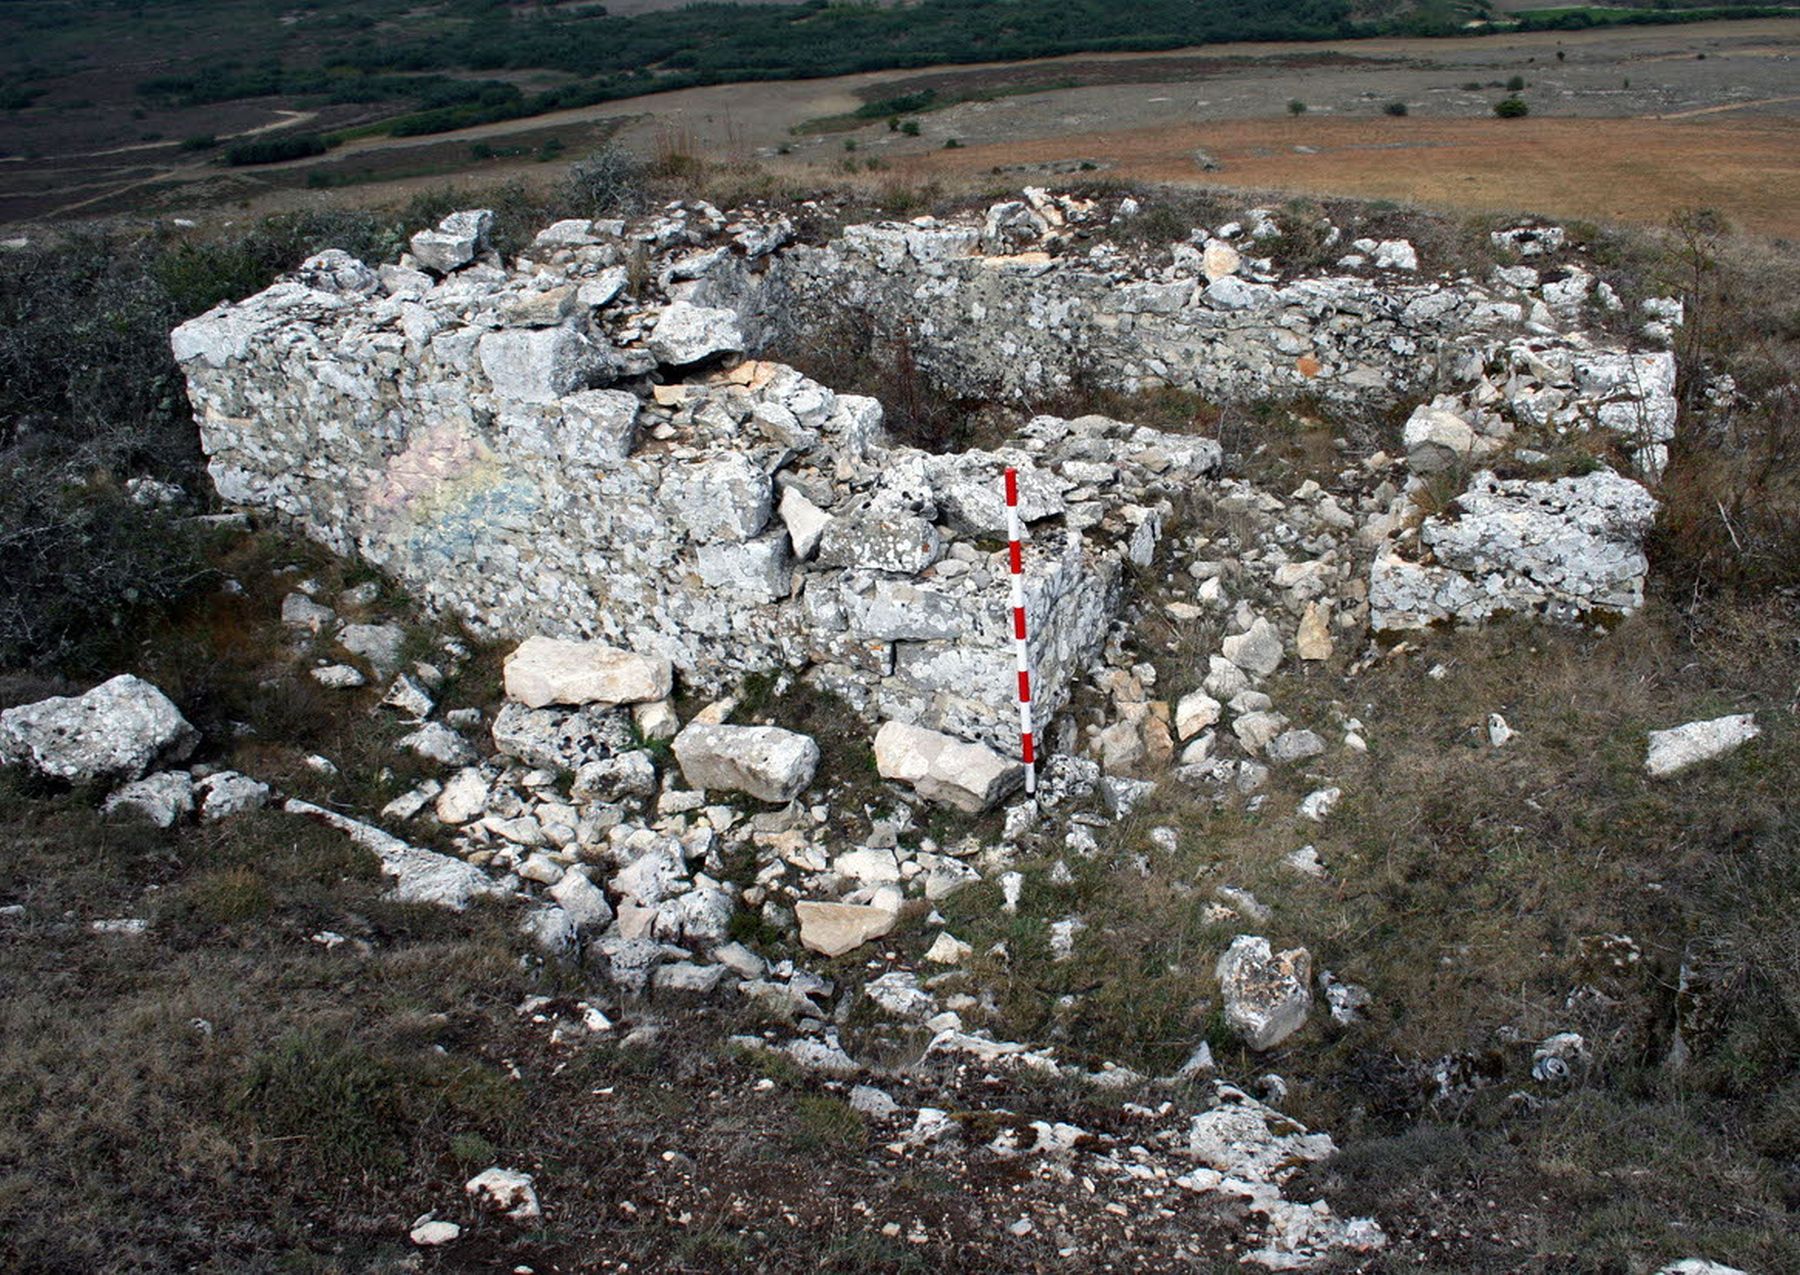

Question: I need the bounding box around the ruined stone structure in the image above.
[173,194,1676,754]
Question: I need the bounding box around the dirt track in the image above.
[6,17,1798,235]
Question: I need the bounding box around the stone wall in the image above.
[173,194,1680,749]
[173,219,1219,756]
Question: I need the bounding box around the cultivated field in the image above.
[3,17,1797,236]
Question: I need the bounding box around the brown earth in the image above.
[894,115,1800,239]
[6,17,1799,236]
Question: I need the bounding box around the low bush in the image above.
[223,133,328,166]
[560,142,647,216]
[1494,96,1530,118]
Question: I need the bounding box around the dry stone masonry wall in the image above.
[173,192,1679,756]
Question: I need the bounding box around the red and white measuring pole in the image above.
[1004,467,1037,797]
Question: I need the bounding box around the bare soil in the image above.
[4,18,1798,237]
[897,115,1800,239]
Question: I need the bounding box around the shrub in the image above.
[943,137,962,149]
[1384,101,1408,116]
[223,133,327,166]
[901,119,921,137]
[1494,97,1530,119]
[0,471,214,671]
[558,143,646,215]
[1506,74,1527,91]
[1287,98,1307,115]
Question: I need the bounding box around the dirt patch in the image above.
[898,115,1800,237]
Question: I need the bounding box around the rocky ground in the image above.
[1,183,1795,1272]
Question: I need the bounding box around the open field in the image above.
[900,115,1800,238]
[4,17,1795,239]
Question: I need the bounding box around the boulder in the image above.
[648,303,743,366]
[1402,405,1481,475]
[491,702,633,772]
[503,637,672,709]
[196,770,271,822]
[817,510,942,575]
[409,209,493,273]
[1221,618,1284,679]
[1295,602,1333,661]
[1265,729,1326,765]
[1216,934,1313,1050]
[796,899,898,958]
[672,722,819,803]
[103,770,195,827]
[778,485,832,561]
[873,720,1023,813]
[478,327,603,405]
[558,389,640,463]
[1644,714,1759,779]
[549,868,614,930]
[0,675,197,785]
[1201,241,1241,281]
[1373,239,1418,271]
[435,768,490,825]
[660,453,773,544]
[1175,691,1222,741]
[339,623,407,676]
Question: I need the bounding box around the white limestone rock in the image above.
[285,799,506,910]
[196,770,270,822]
[0,675,197,785]
[1402,404,1484,475]
[464,1166,540,1221]
[103,770,196,827]
[558,388,640,463]
[778,485,832,561]
[796,899,898,957]
[1175,691,1222,741]
[1373,239,1418,271]
[1644,714,1759,779]
[339,623,407,676]
[1222,618,1284,679]
[648,303,743,366]
[435,768,490,825]
[398,722,474,767]
[503,637,673,710]
[1216,935,1313,1050]
[873,720,1023,814]
[1371,468,1659,632]
[672,721,819,803]
[478,326,605,405]
[409,209,492,273]
[409,1218,461,1247]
